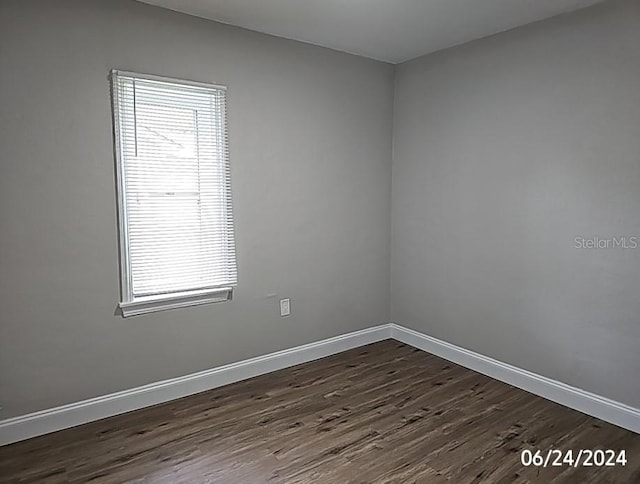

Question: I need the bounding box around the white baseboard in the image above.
[2,323,638,446]
[390,323,640,434]
[0,325,391,446]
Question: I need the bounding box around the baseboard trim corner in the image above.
[0,324,392,446]
[390,323,640,434]
[2,322,637,446]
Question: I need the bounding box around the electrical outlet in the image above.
[280,298,291,317]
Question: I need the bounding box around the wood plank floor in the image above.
[1,340,639,483]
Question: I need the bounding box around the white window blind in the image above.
[111,70,237,317]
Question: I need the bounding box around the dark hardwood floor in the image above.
[1,340,638,483]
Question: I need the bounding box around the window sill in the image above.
[119,288,232,318]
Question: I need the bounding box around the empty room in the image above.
[0,0,639,482]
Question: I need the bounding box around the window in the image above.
[111,70,237,317]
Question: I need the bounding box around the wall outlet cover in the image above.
[280,298,291,317]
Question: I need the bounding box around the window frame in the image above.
[110,69,235,317]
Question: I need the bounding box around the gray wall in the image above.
[2,0,638,421]
[0,0,393,418]
[392,0,640,408]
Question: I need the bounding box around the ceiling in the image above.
[137,0,605,64]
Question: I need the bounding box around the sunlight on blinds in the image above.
[112,71,237,305]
